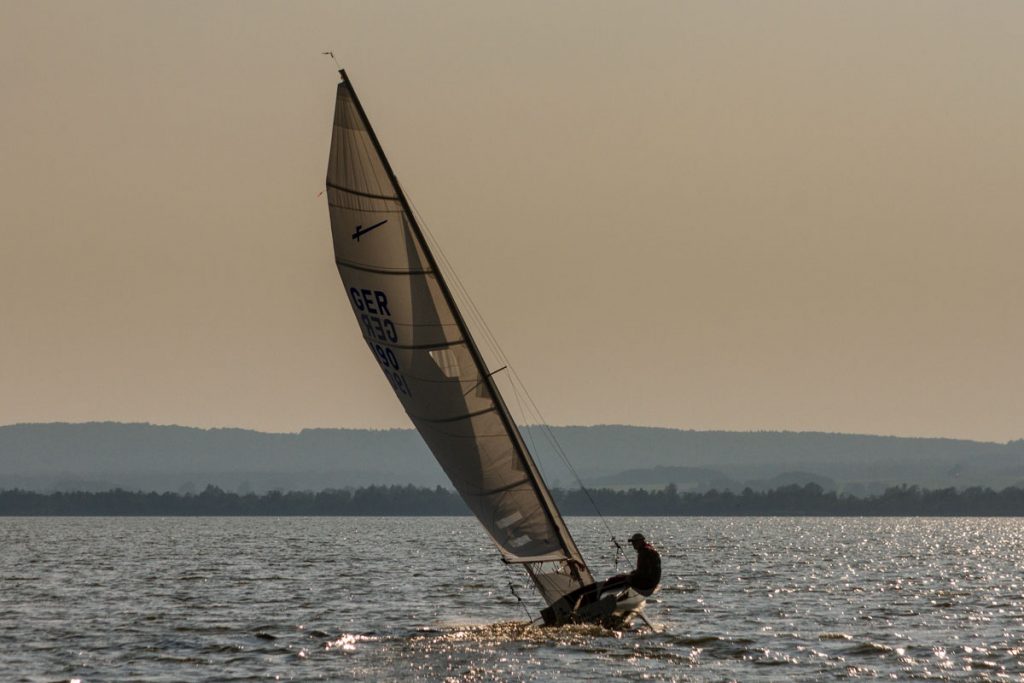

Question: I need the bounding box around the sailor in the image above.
[606,533,662,596]
[626,533,661,595]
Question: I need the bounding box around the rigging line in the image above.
[403,203,513,399]
[532,414,631,569]
[501,357,629,568]
[509,384,563,488]
[508,377,542,479]
[402,200,565,488]
[401,194,624,559]
[462,365,508,398]
[391,188,494,348]
[403,198,618,565]
[393,188,589,569]
[497,358,623,546]
[505,368,625,564]
[503,557,533,621]
[400,188,625,574]
[491,491,536,620]
[403,198,510,379]
[505,376,555,486]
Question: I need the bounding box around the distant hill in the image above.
[1,422,1022,494]
[587,465,738,491]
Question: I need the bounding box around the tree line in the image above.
[5,483,1024,516]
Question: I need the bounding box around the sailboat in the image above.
[324,70,648,626]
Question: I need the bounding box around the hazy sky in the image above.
[2,1,1021,442]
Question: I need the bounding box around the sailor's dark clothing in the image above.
[629,542,661,593]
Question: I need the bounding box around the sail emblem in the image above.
[351,218,388,241]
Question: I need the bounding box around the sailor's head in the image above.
[628,533,646,548]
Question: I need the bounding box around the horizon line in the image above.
[1,420,1019,446]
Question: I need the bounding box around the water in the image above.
[2,517,1024,681]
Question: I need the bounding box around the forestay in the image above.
[325,72,594,604]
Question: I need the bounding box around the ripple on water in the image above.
[5,516,1024,681]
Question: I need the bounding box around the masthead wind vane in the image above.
[322,51,340,69]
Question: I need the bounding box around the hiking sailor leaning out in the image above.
[607,533,661,596]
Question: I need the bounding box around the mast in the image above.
[337,70,592,583]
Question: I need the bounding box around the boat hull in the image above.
[540,580,649,627]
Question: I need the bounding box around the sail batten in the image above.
[335,260,433,276]
[502,553,572,565]
[367,340,467,352]
[409,407,498,424]
[472,478,532,496]
[326,181,399,201]
[326,71,594,599]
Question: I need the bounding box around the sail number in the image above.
[370,342,411,396]
[350,287,398,343]
[350,287,411,396]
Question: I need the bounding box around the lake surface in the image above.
[2,516,1023,681]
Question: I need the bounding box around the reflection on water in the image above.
[2,516,1024,680]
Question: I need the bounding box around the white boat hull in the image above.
[540,580,650,627]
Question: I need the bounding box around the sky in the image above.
[1,1,1021,442]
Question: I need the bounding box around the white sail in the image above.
[325,72,593,603]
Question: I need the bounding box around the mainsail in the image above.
[325,71,594,605]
